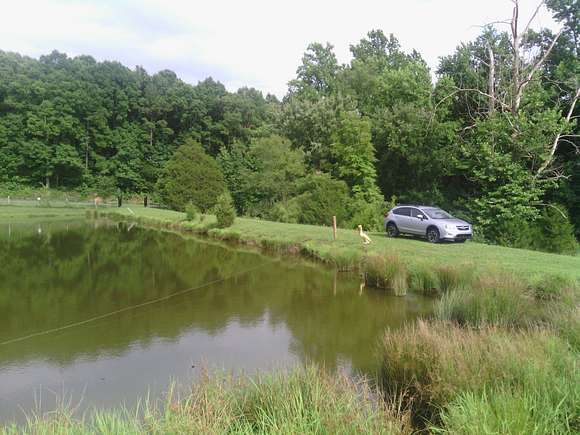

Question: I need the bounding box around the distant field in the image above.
[106,206,580,281]
[0,205,86,223]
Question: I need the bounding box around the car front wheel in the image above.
[427,227,440,243]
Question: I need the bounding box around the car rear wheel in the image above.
[386,223,399,238]
[427,227,440,243]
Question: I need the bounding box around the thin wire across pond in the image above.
[0,260,275,347]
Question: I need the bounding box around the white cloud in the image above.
[0,0,558,97]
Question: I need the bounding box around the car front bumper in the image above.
[442,232,472,241]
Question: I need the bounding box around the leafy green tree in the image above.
[0,50,277,193]
[330,111,381,201]
[288,43,339,99]
[281,94,354,171]
[157,139,225,211]
[218,135,305,216]
[217,141,256,212]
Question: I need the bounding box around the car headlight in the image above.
[444,224,454,230]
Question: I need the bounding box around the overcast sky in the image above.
[1,0,558,98]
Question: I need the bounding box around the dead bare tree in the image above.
[486,42,496,115]
[432,0,574,178]
[509,0,563,115]
[536,86,580,176]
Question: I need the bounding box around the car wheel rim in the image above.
[428,230,437,242]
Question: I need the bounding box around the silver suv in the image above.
[384,205,472,243]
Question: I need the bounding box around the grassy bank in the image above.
[98,206,580,294]
[1,368,408,435]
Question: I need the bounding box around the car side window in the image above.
[394,207,411,216]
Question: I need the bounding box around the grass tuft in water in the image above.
[365,253,408,296]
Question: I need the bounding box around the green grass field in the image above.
[103,205,580,281]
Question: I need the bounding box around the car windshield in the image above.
[424,208,452,219]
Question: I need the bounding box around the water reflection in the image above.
[0,221,432,422]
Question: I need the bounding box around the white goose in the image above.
[357,225,372,245]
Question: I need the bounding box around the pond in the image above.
[0,219,433,423]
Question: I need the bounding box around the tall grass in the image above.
[531,273,577,302]
[435,272,579,332]
[436,275,536,327]
[438,386,578,435]
[1,367,409,435]
[380,320,579,430]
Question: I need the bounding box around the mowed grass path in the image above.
[106,206,580,281]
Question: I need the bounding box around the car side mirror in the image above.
[417,214,424,220]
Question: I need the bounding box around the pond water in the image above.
[0,220,432,423]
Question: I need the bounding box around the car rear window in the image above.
[393,207,411,216]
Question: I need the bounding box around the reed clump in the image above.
[436,275,536,327]
[435,265,475,292]
[328,248,360,271]
[436,272,579,331]
[364,253,408,296]
[381,320,579,431]
[408,265,440,296]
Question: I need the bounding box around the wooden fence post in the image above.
[332,215,337,240]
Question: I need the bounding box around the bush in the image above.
[157,139,226,212]
[480,204,578,255]
[214,192,236,228]
[347,192,392,232]
[185,203,199,221]
[267,198,301,223]
[296,173,350,226]
[534,205,578,255]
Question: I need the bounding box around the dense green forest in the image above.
[0,0,578,253]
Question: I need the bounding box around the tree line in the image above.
[0,0,578,253]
